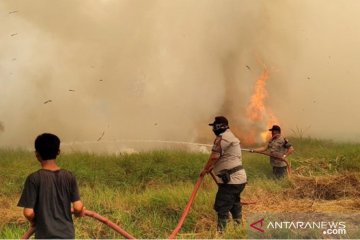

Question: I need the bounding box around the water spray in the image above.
[62,139,212,147]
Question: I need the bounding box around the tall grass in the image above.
[1,137,359,238]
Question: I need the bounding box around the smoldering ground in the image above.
[1,0,360,149]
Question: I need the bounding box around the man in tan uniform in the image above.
[201,116,247,233]
[252,125,294,178]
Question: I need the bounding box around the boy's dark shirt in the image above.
[18,169,80,239]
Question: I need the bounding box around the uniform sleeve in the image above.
[17,176,37,208]
[211,136,222,153]
[220,138,231,152]
[70,175,81,202]
[267,138,272,149]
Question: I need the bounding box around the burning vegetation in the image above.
[245,66,278,144]
[231,65,279,146]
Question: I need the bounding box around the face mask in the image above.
[271,131,280,137]
[212,124,228,136]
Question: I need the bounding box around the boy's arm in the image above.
[72,200,85,217]
[23,208,35,226]
[18,176,37,226]
[70,173,84,217]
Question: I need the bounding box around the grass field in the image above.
[1,137,360,239]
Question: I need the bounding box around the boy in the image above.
[18,133,85,239]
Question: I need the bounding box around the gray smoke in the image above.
[0,0,359,148]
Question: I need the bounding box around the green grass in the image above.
[289,138,360,172]
[0,137,359,239]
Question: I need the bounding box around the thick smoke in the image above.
[0,0,360,149]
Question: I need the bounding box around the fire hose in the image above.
[168,174,205,239]
[168,170,256,239]
[242,149,292,174]
[21,172,249,239]
[23,149,278,239]
[21,177,207,240]
[21,209,136,239]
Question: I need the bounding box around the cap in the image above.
[268,125,281,132]
[209,116,229,126]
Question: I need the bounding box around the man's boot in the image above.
[217,217,227,234]
[234,218,242,226]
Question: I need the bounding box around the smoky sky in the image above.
[1,0,360,148]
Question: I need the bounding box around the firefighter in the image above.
[201,116,247,233]
[251,125,294,178]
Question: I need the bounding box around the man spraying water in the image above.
[250,125,294,178]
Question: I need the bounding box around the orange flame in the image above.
[243,66,278,145]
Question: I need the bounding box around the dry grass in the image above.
[245,194,359,214]
[287,172,360,200]
[242,172,360,216]
[0,196,24,226]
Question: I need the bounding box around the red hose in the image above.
[21,227,34,239]
[250,151,292,174]
[84,210,136,239]
[21,210,136,239]
[22,164,260,239]
[168,175,205,239]
[167,169,257,239]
